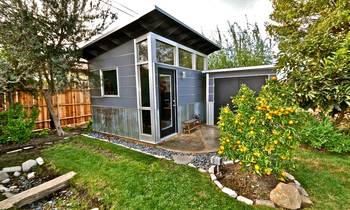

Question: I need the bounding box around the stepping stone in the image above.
[0,172,9,182]
[172,155,194,165]
[35,157,44,166]
[1,179,10,184]
[2,167,21,173]
[22,160,37,172]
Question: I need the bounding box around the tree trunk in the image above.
[42,90,65,136]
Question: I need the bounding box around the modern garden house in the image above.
[82,6,274,144]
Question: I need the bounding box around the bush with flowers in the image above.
[217,78,302,179]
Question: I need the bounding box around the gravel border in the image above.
[83,132,216,170]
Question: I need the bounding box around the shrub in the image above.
[217,80,302,179]
[0,103,39,144]
[300,114,350,153]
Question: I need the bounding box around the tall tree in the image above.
[0,0,116,135]
[267,0,350,124]
[208,21,274,69]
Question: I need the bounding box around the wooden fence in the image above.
[0,90,92,130]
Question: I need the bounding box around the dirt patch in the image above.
[0,128,82,154]
[217,163,279,200]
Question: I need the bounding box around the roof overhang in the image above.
[202,64,275,74]
[82,6,221,60]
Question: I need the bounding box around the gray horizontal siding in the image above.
[88,40,137,109]
[177,68,204,105]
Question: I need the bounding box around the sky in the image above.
[106,0,273,40]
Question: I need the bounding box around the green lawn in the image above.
[42,136,350,210]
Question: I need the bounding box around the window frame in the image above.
[100,67,120,97]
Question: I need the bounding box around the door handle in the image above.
[172,100,176,107]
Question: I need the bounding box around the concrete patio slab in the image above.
[157,125,219,153]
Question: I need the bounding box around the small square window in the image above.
[179,49,192,69]
[196,55,205,70]
[102,69,118,96]
[156,40,175,65]
[137,40,148,63]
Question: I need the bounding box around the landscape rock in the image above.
[270,182,301,210]
[208,165,216,174]
[198,168,207,173]
[285,172,295,181]
[13,171,21,177]
[3,192,14,198]
[0,172,9,182]
[0,185,9,193]
[222,187,237,198]
[223,160,234,165]
[9,186,18,192]
[298,186,309,197]
[36,157,45,166]
[172,155,194,165]
[255,199,276,208]
[22,159,37,172]
[27,172,36,179]
[2,166,22,173]
[210,156,222,165]
[237,196,254,205]
[301,195,313,207]
[188,163,196,168]
[294,180,301,186]
[213,180,223,189]
[1,178,10,184]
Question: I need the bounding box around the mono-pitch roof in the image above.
[82,6,221,60]
[202,64,275,73]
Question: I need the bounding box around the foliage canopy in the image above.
[267,0,350,122]
[208,21,274,69]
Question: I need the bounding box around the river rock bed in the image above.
[88,132,215,170]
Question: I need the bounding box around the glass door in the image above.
[158,67,177,138]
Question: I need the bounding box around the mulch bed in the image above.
[217,163,279,200]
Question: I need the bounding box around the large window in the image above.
[137,40,148,62]
[196,55,205,70]
[141,110,152,135]
[156,40,175,65]
[139,65,150,107]
[136,40,152,135]
[102,69,118,96]
[179,49,192,69]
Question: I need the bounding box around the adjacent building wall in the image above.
[89,40,139,139]
[206,67,275,125]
